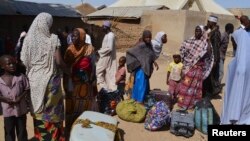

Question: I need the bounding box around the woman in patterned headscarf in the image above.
[21,12,68,140]
[176,25,214,109]
[64,28,97,132]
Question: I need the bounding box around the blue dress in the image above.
[132,68,150,103]
[221,29,250,124]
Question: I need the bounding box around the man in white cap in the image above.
[96,20,117,91]
[203,15,222,97]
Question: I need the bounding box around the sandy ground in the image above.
[0,46,233,141]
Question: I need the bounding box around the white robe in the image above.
[96,32,117,91]
[221,29,250,124]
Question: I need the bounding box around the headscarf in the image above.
[142,30,152,40]
[152,31,166,58]
[126,30,155,77]
[180,25,214,79]
[103,21,111,28]
[198,25,204,33]
[21,12,61,113]
[64,28,90,67]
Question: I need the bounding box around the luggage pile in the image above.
[97,88,220,139]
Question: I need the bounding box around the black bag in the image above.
[98,89,122,115]
[170,110,195,138]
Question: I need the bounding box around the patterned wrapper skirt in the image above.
[34,119,64,141]
[176,65,203,109]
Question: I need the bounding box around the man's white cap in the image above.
[208,15,218,23]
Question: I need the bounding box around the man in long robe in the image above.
[96,21,117,91]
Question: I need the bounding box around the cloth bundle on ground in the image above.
[116,99,146,123]
[144,101,171,131]
[194,97,220,134]
[70,111,118,141]
[170,110,195,138]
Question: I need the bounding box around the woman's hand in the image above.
[153,61,159,71]
[85,45,94,56]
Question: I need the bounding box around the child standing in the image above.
[115,56,126,96]
[166,54,183,100]
[0,55,30,141]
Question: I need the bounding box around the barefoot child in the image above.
[0,55,30,141]
[166,54,183,100]
[115,56,126,96]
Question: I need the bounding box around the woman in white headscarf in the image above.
[21,12,71,140]
[151,31,167,59]
[151,31,167,70]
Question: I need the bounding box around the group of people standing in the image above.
[0,11,250,141]
[0,12,119,141]
[127,15,224,110]
[127,14,250,127]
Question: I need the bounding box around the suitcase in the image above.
[170,110,195,138]
[149,89,173,110]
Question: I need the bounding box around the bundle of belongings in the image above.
[70,111,118,141]
[116,99,146,123]
[144,101,171,131]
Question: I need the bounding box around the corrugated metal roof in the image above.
[87,6,169,19]
[0,2,16,15]
[0,0,81,17]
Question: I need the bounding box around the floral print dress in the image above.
[33,66,65,141]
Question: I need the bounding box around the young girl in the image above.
[126,30,156,103]
[166,54,183,100]
[115,56,126,95]
[0,55,30,141]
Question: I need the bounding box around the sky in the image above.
[17,0,250,8]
